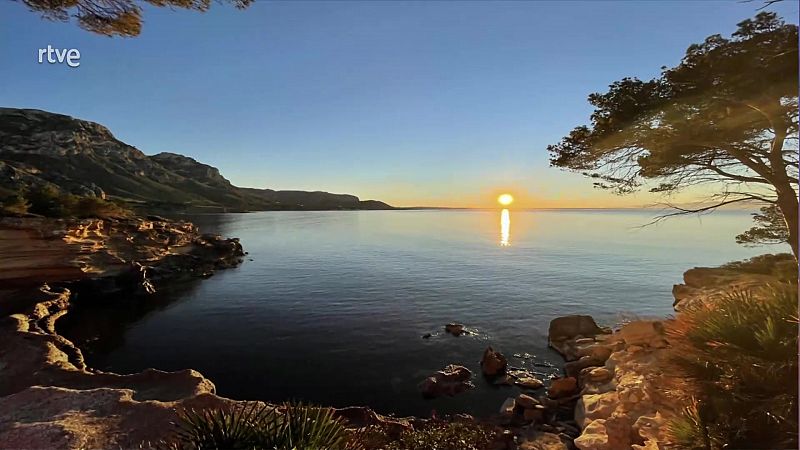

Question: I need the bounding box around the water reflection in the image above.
[500,209,510,246]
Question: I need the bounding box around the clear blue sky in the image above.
[1,1,797,207]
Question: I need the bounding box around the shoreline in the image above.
[0,216,791,449]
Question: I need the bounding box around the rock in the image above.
[575,392,619,428]
[574,419,609,450]
[616,321,665,347]
[418,364,474,398]
[480,347,508,376]
[516,376,544,390]
[493,374,515,386]
[421,333,432,339]
[586,367,613,384]
[516,393,539,409]
[565,355,606,378]
[576,344,613,361]
[445,323,466,336]
[548,315,609,360]
[523,405,546,422]
[549,315,605,341]
[499,397,516,415]
[518,431,569,450]
[548,377,578,399]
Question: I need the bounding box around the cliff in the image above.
[0,108,392,212]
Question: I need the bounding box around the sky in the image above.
[1,0,798,208]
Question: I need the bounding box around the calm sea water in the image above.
[59,209,779,417]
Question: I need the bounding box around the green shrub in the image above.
[23,185,130,218]
[26,185,73,217]
[0,193,30,215]
[164,401,363,450]
[667,283,799,449]
[721,253,797,282]
[72,196,130,218]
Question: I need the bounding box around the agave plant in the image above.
[164,401,363,450]
[666,283,799,449]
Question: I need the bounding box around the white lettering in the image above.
[66,49,80,67]
[37,45,81,68]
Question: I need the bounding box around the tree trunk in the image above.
[776,184,799,260]
[768,122,798,260]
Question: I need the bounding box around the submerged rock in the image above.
[480,346,508,376]
[444,323,466,336]
[418,364,474,398]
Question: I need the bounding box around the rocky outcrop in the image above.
[546,315,678,450]
[672,253,796,310]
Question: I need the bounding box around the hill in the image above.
[0,108,392,212]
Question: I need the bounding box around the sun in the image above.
[497,193,514,206]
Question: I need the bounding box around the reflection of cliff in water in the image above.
[56,280,204,360]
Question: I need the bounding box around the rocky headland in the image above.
[0,107,392,212]
[541,253,797,450]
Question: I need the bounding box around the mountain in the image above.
[0,108,392,212]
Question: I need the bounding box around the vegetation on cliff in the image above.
[0,108,392,214]
[2,185,131,219]
[667,283,798,449]
[165,402,362,450]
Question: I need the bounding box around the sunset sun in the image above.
[497,193,514,206]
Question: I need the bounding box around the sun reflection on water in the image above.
[500,209,510,246]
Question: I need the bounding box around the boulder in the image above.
[418,365,474,398]
[523,405,546,422]
[616,321,665,347]
[547,377,578,399]
[480,347,507,376]
[548,315,609,360]
[574,419,609,450]
[516,376,544,390]
[444,323,466,336]
[575,392,619,428]
[548,315,604,341]
[586,367,613,384]
[516,393,539,409]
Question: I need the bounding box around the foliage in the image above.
[17,185,130,219]
[736,204,790,246]
[547,12,799,257]
[71,196,131,219]
[0,192,30,215]
[164,401,363,450]
[721,253,797,282]
[383,421,497,450]
[19,0,253,37]
[666,283,799,449]
[25,185,75,217]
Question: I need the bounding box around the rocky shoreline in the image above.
[0,216,789,449]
